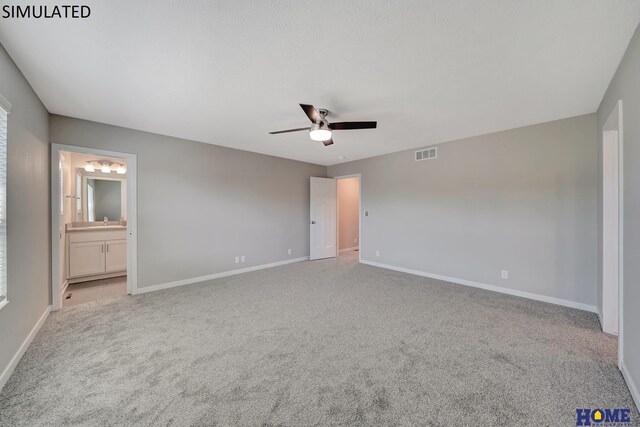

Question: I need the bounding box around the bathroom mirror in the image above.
[78,171,127,222]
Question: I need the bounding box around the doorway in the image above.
[309,174,362,262]
[51,144,138,311]
[337,176,360,257]
[601,100,623,363]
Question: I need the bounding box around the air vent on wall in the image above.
[415,147,437,161]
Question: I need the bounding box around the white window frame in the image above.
[0,93,11,310]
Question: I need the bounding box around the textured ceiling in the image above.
[1,1,639,166]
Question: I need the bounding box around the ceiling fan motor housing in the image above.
[310,122,327,131]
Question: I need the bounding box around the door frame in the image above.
[601,100,624,368]
[50,144,138,310]
[334,173,362,263]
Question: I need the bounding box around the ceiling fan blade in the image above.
[300,104,323,123]
[323,138,334,146]
[269,127,310,135]
[329,121,377,130]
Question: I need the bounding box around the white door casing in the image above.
[602,130,619,335]
[310,177,337,260]
[602,100,623,340]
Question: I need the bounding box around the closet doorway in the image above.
[336,175,361,259]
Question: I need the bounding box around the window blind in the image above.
[0,108,6,303]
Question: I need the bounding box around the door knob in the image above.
[311,221,316,224]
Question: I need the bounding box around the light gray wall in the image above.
[597,24,640,403]
[329,114,598,307]
[92,179,121,221]
[50,115,326,289]
[0,46,50,379]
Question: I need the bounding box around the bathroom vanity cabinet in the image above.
[66,227,127,283]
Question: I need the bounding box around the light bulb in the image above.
[101,164,111,173]
[309,123,332,141]
[310,129,332,141]
[85,163,95,172]
[116,166,126,175]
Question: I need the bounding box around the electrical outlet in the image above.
[287,248,292,255]
[241,255,246,263]
[376,250,380,257]
[501,270,509,279]
[234,256,239,264]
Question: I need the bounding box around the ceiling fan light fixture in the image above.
[270,103,377,146]
[309,123,332,141]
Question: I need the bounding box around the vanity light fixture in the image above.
[84,160,125,174]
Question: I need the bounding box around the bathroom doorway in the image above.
[51,145,138,310]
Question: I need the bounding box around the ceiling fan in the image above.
[269,104,377,146]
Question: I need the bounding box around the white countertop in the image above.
[66,225,127,232]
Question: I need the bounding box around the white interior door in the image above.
[602,129,620,335]
[310,177,337,260]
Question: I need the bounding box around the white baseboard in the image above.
[0,304,51,391]
[61,279,69,294]
[68,272,124,285]
[597,308,603,327]
[339,247,358,254]
[135,257,309,295]
[620,360,640,413]
[360,259,597,313]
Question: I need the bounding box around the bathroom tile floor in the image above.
[63,276,127,307]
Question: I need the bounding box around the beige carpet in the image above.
[0,251,637,426]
